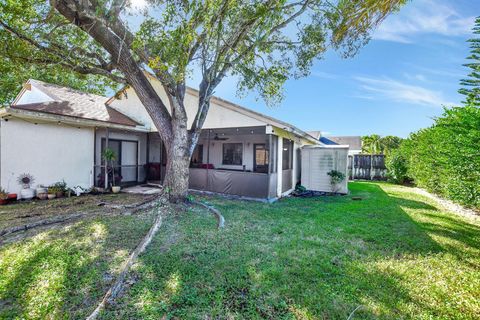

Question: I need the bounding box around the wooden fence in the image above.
[347,154,386,180]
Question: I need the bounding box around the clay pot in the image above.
[55,191,64,198]
[7,194,17,201]
[47,194,56,200]
[111,186,121,194]
[0,199,7,205]
[38,193,48,200]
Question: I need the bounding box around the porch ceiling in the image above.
[200,126,266,138]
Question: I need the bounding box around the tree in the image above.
[0,0,406,202]
[362,134,401,154]
[362,134,382,154]
[380,135,402,155]
[459,16,480,106]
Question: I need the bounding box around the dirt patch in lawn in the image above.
[0,193,154,232]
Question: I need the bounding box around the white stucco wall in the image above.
[0,118,94,196]
[109,79,265,131]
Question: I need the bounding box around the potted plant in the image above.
[17,173,35,200]
[47,186,57,200]
[7,193,17,201]
[103,148,121,193]
[36,185,48,200]
[0,188,8,205]
[53,180,67,198]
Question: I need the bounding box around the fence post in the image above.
[370,153,373,181]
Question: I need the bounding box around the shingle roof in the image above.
[321,136,362,150]
[12,80,140,127]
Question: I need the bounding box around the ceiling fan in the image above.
[213,133,229,141]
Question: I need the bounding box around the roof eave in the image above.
[4,107,149,132]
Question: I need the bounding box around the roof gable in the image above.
[10,79,141,127]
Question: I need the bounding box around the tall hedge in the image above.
[398,105,480,208]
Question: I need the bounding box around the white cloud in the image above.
[354,76,457,107]
[403,73,427,82]
[373,0,475,43]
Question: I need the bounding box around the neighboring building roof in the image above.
[307,131,322,140]
[320,136,362,150]
[10,79,140,127]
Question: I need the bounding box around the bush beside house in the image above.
[389,105,480,209]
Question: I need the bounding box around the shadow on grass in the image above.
[100,182,479,319]
[0,214,153,319]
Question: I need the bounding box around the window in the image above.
[254,144,269,173]
[222,143,243,165]
[282,138,293,170]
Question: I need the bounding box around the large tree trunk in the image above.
[163,118,191,202]
[51,0,193,203]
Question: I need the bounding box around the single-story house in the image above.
[0,77,346,200]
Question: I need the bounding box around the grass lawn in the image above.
[1,182,479,319]
[102,182,479,320]
[0,194,157,319]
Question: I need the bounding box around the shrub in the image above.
[386,149,410,184]
[327,170,345,193]
[398,105,480,208]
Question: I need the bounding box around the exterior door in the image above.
[253,144,269,173]
[121,141,138,183]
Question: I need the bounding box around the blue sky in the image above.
[194,0,478,138]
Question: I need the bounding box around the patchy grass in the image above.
[100,182,480,320]
[0,193,151,230]
[0,210,156,319]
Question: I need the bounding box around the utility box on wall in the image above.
[301,145,349,194]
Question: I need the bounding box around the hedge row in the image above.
[387,105,480,209]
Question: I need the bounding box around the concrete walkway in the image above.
[122,185,163,195]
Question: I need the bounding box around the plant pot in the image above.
[36,187,47,195]
[38,193,48,200]
[7,194,17,201]
[47,194,56,200]
[20,188,35,200]
[111,186,121,194]
[0,199,7,205]
[55,191,64,198]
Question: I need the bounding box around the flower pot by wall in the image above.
[36,187,47,195]
[20,188,35,200]
[47,194,56,200]
[55,191,64,198]
[111,186,121,194]
[8,194,17,200]
[0,199,7,205]
[38,193,48,200]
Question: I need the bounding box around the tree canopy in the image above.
[1,0,406,106]
[362,134,402,155]
[459,16,480,106]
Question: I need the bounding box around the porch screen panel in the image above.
[282,138,293,170]
[222,143,243,165]
[121,141,138,182]
[269,135,277,173]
